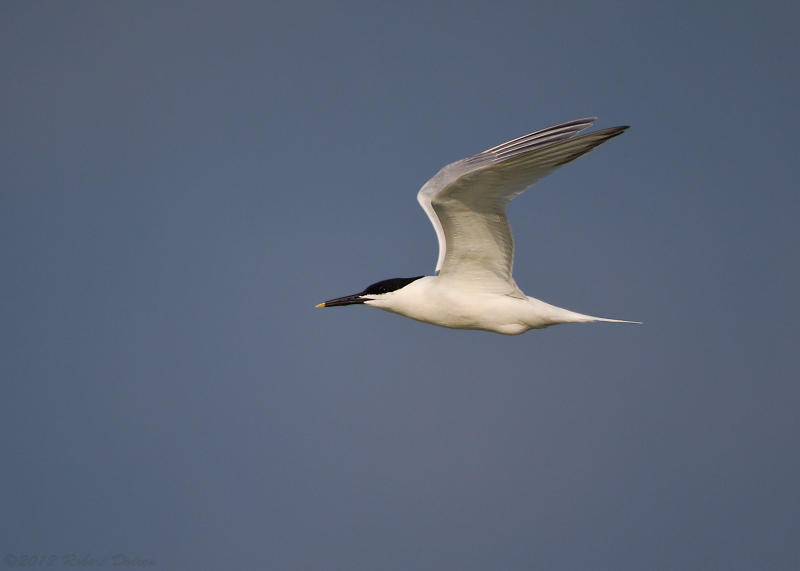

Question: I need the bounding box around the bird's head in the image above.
[316,276,424,309]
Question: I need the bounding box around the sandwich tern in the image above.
[317,118,639,335]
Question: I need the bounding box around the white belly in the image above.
[370,278,534,334]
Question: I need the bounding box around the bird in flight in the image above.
[317,118,639,335]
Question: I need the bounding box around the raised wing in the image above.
[416,119,628,296]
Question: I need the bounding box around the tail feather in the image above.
[524,298,641,328]
[589,317,642,324]
[555,307,641,325]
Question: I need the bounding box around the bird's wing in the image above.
[417,119,628,297]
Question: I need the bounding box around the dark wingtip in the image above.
[592,125,630,139]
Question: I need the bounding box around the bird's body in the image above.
[367,276,632,335]
[318,118,639,335]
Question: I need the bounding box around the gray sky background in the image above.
[2,1,799,569]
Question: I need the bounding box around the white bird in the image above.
[317,118,639,335]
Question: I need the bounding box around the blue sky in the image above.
[2,2,799,569]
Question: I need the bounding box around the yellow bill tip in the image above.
[315,302,326,308]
